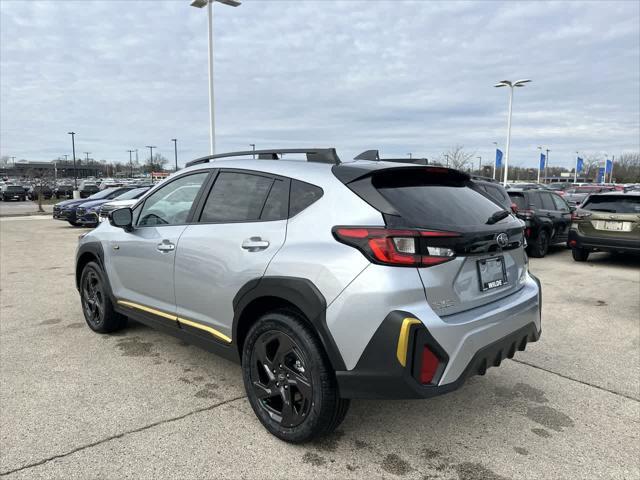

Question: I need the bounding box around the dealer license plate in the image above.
[478,256,507,291]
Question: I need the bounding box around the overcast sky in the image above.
[1,0,639,169]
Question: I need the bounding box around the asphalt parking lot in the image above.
[1,217,638,480]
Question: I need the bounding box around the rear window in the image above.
[582,195,640,214]
[508,192,526,209]
[373,171,510,229]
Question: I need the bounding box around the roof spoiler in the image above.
[354,149,428,165]
[185,148,340,168]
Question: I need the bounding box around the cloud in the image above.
[1,0,638,169]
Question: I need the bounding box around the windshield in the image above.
[582,195,640,214]
[115,187,148,200]
[88,188,122,200]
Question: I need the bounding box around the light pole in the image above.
[445,154,449,167]
[574,151,579,183]
[249,143,256,159]
[171,139,178,171]
[494,79,531,186]
[83,152,90,163]
[127,150,135,178]
[492,142,498,180]
[407,153,413,159]
[537,146,543,183]
[545,149,551,183]
[477,156,481,174]
[67,132,78,191]
[190,0,242,155]
[146,145,156,172]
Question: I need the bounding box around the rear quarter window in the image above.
[508,192,526,209]
[289,180,323,217]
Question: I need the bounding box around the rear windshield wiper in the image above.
[486,210,511,225]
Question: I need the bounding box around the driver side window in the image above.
[137,172,208,226]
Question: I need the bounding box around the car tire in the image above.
[68,220,80,227]
[572,247,590,262]
[528,230,549,258]
[80,261,127,333]
[242,309,350,443]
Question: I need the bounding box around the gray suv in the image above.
[75,148,542,442]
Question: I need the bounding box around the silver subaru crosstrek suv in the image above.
[75,148,541,443]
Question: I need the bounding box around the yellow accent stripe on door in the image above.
[177,317,232,343]
[396,318,421,367]
[116,299,231,343]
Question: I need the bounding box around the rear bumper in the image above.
[569,229,640,254]
[336,274,542,399]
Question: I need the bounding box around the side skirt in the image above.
[114,303,240,364]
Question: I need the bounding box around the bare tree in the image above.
[439,145,475,170]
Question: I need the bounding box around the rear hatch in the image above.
[576,194,640,238]
[335,165,527,316]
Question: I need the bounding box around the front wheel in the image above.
[572,247,590,262]
[80,261,126,333]
[242,310,349,443]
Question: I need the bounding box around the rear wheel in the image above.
[68,220,80,227]
[572,247,590,262]
[242,310,349,443]
[80,261,126,333]
[529,230,549,258]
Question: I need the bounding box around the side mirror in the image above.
[109,207,133,231]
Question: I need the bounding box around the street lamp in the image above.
[545,149,551,183]
[477,156,482,173]
[171,139,178,171]
[492,142,498,180]
[494,79,531,186]
[249,143,256,159]
[146,146,156,170]
[127,150,135,178]
[67,132,78,191]
[190,0,242,155]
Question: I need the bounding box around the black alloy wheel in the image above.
[81,268,105,329]
[250,330,313,428]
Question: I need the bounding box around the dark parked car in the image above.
[0,185,27,201]
[27,185,53,200]
[53,187,136,226]
[54,184,74,199]
[508,189,573,257]
[79,182,100,198]
[76,186,150,227]
[568,192,640,261]
[471,177,513,211]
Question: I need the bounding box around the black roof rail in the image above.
[354,149,428,165]
[185,148,340,168]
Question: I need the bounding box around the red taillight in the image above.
[568,240,577,247]
[525,228,531,238]
[510,202,518,214]
[420,346,440,384]
[333,227,459,267]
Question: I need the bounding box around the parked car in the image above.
[27,185,53,200]
[564,185,616,206]
[78,187,151,227]
[508,188,573,257]
[76,148,541,442]
[546,183,573,197]
[470,177,513,210]
[79,181,100,198]
[54,183,74,199]
[0,185,27,201]
[54,187,136,226]
[568,191,640,261]
[97,186,152,223]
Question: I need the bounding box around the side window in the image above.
[261,179,290,221]
[199,172,274,223]
[540,192,556,210]
[137,172,208,226]
[551,193,569,212]
[528,192,543,210]
[289,180,323,217]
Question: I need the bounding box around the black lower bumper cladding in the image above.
[336,310,540,399]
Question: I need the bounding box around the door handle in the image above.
[157,241,175,253]
[242,237,270,251]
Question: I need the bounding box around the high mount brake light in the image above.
[333,227,459,267]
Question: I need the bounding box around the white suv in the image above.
[76,148,541,442]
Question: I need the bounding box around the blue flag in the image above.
[539,153,546,170]
[576,157,583,173]
[495,149,503,168]
[597,167,605,183]
[605,159,613,174]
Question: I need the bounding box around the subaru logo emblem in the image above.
[496,233,509,248]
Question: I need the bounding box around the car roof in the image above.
[590,190,640,196]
